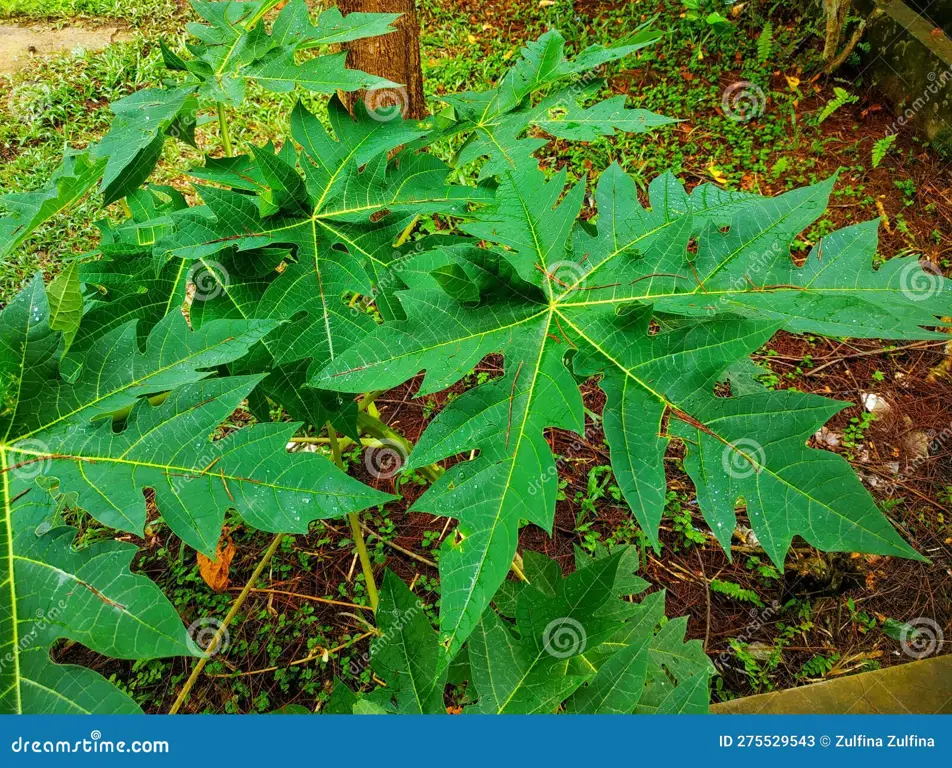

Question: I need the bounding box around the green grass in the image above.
[0,0,176,22]
[4,1,946,319]
[0,36,168,295]
[0,0,900,298]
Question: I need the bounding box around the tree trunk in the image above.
[338,0,427,120]
[822,0,847,64]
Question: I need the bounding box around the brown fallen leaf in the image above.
[198,528,236,593]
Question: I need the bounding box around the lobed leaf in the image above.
[319,159,941,657]
[0,275,391,712]
[329,548,711,714]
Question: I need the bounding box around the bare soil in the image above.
[0,23,129,73]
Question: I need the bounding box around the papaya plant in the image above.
[318,163,944,655]
[0,0,402,259]
[330,547,713,714]
[0,276,391,712]
[0,0,948,715]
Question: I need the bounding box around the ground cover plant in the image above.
[0,0,950,714]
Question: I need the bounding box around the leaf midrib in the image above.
[555,309,907,552]
[5,444,356,499]
[328,306,548,380]
[1,448,22,713]
[15,551,188,649]
[555,284,915,310]
[494,558,608,713]
[553,192,756,300]
[12,326,259,445]
[443,309,552,656]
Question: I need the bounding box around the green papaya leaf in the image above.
[46,262,82,353]
[0,151,105,260]
[330,549,711,714]
[318,159,938,656]
[0,274,392,712]
[179,0,399,106]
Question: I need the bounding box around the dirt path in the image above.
[0,23,130,73]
